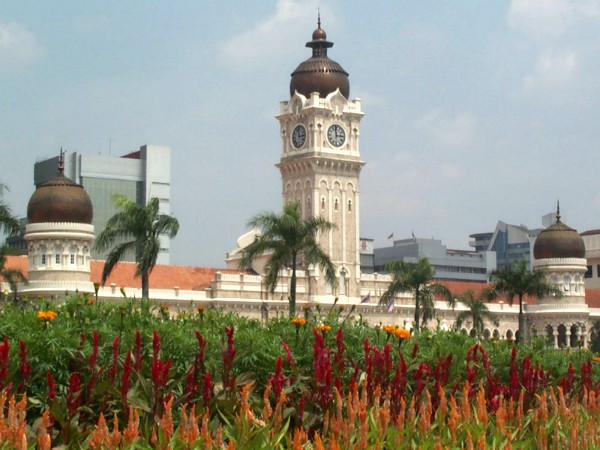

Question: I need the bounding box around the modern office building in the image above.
[469,213,558,271]
[33,145,172,263]
[374,237,496,283]
[582,229,600,289]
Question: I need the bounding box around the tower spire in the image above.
[58,148,65,175]
[556,199,561,222]
[317,7,321,28]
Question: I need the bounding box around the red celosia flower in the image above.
[269,356,287,399]
[47,370,57,401]
[0,337,10,390]
[121,350,133,408]
[222,327,236,394]
[202,371,213,409]
[66,372,82,418]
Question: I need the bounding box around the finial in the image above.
[58,147,65,175]
[556,199,561,222]
[317,7,321,28]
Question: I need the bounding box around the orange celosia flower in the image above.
[291,318,307,327]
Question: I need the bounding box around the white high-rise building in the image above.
[33,145,172,264]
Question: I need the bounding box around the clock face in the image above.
[291,124,306,149]
[327,124,346,147]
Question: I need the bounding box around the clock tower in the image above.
[277,19,364,302]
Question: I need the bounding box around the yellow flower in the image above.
[291,318,307,327]
[393,328,411,340]
[317,324,332,332]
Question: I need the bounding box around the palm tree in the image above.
[0,185,20,237]
[94,195,179,299]
[238,201,337,316]
[489,259,562,345]
[454,289,498,337]
[379,257,454,332]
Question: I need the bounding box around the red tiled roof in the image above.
[586,289,600,308]
[1,255,236,291]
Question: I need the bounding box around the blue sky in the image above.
[1,0,599,267]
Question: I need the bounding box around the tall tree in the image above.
[489,259,562,345]
[454,289,499,337]
[380,257,454,332]
[0,185,20,237]
[239,201,337,316]
[94,195,179,299]
[0,187,27,298]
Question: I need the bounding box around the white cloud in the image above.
[219,0,315,67]
[414,109,478,150]
[0,21,42,72]
[524,48,577,89]
[508,0,599,38]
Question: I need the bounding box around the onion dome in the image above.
[27,155,93,224]
[289,17,350,99]
[533,204,585,260]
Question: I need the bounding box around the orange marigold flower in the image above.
[592,356,600,363]
[291,318,307,327]
[317,324,332,332]
[196,305,205,312]
[87,299,95,305]
[38,311,57,321]
[383,325,397,334]
[393,328,411,340]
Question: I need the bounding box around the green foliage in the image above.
[0,294,598,447]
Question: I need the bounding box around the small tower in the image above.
[22,151,95,299]
[277,19,364,302]
[530,203,589,347]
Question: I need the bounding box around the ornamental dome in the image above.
[289,20,350,99]
[27,170,93,225]
[533,207,585,260]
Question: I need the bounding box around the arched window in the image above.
[334,198,339,212]
[321,197,325,210]
[347,199,352,212]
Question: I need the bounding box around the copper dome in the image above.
[27,173,93,224]
[289,21,350,99]
[533,211,585,260]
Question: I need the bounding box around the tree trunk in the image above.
[414,287,420,332]
[142,271,149,300]
[518,294,525,345]
[289,253,297,317]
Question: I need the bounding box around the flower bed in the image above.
[0,295,597,447]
